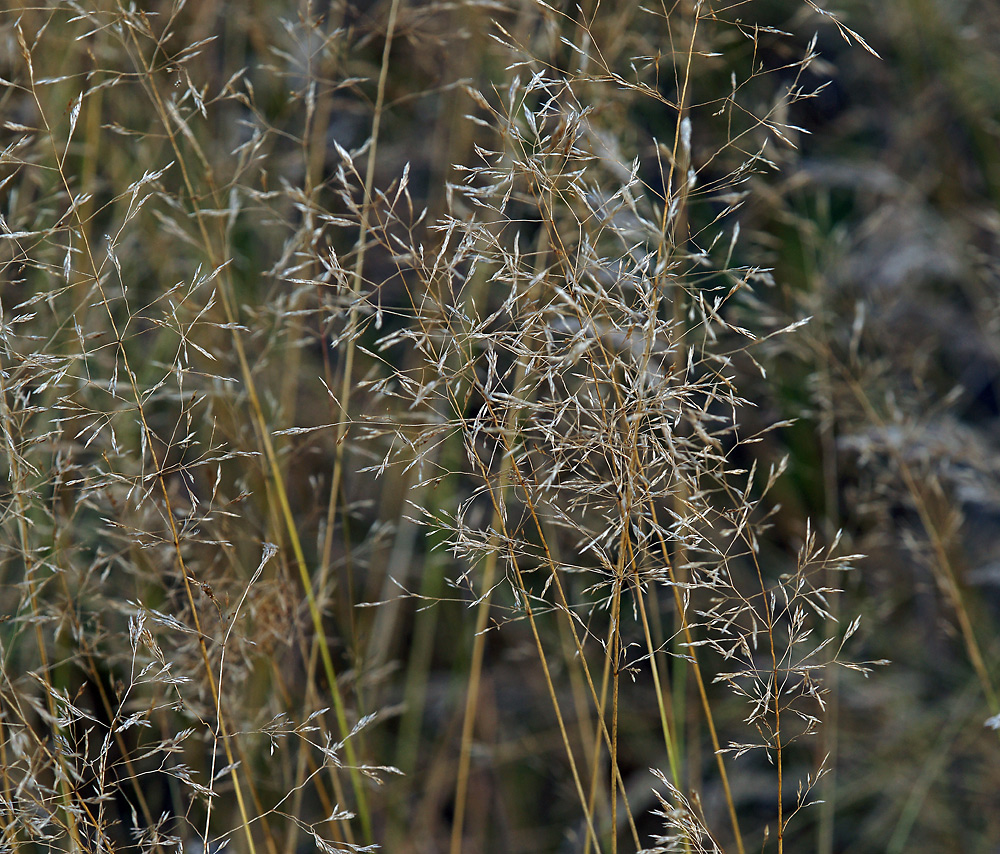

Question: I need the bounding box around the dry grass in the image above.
[1,1,998,853]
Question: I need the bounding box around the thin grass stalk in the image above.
[0,363,86,854]
[453,92,655,826]
[814,262,843,854]
[501,24,744,842]
[0,700,12,848]
[78,636,161,852]
[645,496,746,854]
[748,548,785,851]
[318,0,404,649]
[466,385,645,850]
[825,348,1000,719]
[583,617,616,854]
[389,263,494,789]
[663,3,699,813]
[391,531,447,774]
[619,299,682,790]
[271,654,350,852]
[449,232,552,853]
[305,0,407,831]
[277,0,393,831]
[115,7,373,840]
[634,579,681,786]
[0,691,105,851]
[18,22,262,851]
[469,455,608,854]
[447,524,502,854]
[410,217,642,850]
[7,30,89,854]
[610,574,623,854]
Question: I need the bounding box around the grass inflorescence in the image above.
[2,1,999,853]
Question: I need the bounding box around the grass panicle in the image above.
[2,1,999,853]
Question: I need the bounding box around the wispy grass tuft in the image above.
[5,1,997,853]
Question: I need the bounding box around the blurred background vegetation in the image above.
[1,1,999,853]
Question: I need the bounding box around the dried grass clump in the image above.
[0,1,912,853]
